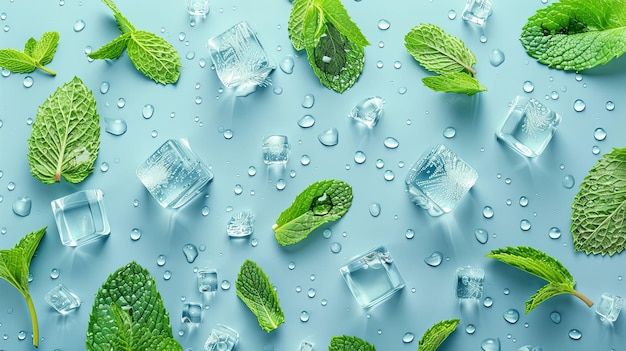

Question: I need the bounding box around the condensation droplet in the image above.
[276,179,286,190]
[301,94,315,108]
[402,332,414,343]
[163,270,172,280]
[156,254,167,266]
[424,251,443,267]
[377,19,391,30]
[503,309,520,324]
[297,114,315,128]
[100,162,109,172]
[520,219,531,231]
[593,128,607,141]
[330,242,342,253]
[354,151,367,164]
[573,99,586,112]
[523,81,534,93]
[405,229,415,239]
[548,227,562,239]
[73,19,86,32]
[448,10,457,20]
[50,268,60,279]
[592,145,601,155]
[562,174,575,189]
[248,166,257,176]
[288,261,296,270]
[474,228,488,244]
[519,196,529,207]
[234,184,243,195]
[480,338,500,351]
[443,127,456,138]
[280,56,294,74]
[489,48,505,67]
[117,98,126,108]
[369,203,381,217]
[105,118,127,136]
[12,196,32,217]
[130,228,142,241]
[606,101,615,111]
[221,280,231,290]
[568,329,582,340]
[23,76,34,88]
[100,81,110,94]
[483,297,494,307]
[300,311,310,322]
[550,311,561,324]
[318,128,339,146]
[383,170,395,181]
[300,154,311,166]
[307,288,316,298]
[383,137,399,149]
[465,324,476,334]
[483,206,494,219]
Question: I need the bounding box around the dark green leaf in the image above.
[418,319,459,351]
[236,260,284,332]
[329,335,376,351]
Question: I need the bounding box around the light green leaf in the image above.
[422,73,487,95]
[317,0,369,47]
[0,227,46,348]
[404,23,477,76]
[571,147,626,255]
[520,0,626,71]
[0,48,36,73]
[418,319,459,351]
[24,38,36,57]
[88,33,130,60]
[487,246,593,313]
[328,335,376,351]
[27,76,100,184]
[303,4,324,49]
[127,30,181,85]
[31,31,60,65]
[273,179,353,246]
[101,0,134,33]
[289,0,316,50]
[86,262,182,351]
[235,260,284,332]
[0,31,58,75]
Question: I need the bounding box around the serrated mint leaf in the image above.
[487,246,593,313]
[24,38,36,57]
[27,76,100,183]
[422,72,487,95]
[88,33,130,60]
[127,30,181,84]
[0,227,46,348]
[235,260,284,332]
[0,31,59,75]
[317,0,369,47]
[521,0,626,71]
[418,319,459,351]
[31,31,59,65]
[273,179,353,246]
[571,147,626,256]
[329,335,376,351]
[288,0,314,50]
[404,24,477,76]
[0,49,36,73]
[86,262,182,351]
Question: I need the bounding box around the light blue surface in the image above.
[1,1,626,350]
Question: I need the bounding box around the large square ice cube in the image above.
[596,292,623,322]
[496,96,562,158]
[456,266,484,300]
[136,139,213,209]
[208,21,275,96]
[204,324,239,351]
[51,189,110,247]
[340,245,405,309]
[462,0,492,26]
[405,144,478,216]
[45,284,81,314]
[262,135,290,165]
[197,269,218,293]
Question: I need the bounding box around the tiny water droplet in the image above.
[330,242,342,253]
[592,145,601,155]
[297,114,315,128]
[520,219,531,231]
[105,118,127,136]
[568,329,582,340]
[221,280,231,290]
[519,196,529,207]
[223,129,233,139]
[377,19,391,30]
[573,99,586,112]
[99,81,110,94]
[50,268,60,279]
[163,270,172,280]
[142,104,154,119]
[247,166,257,176]
[12,196,32,217]
[383,137,399,149]
[606,101,615,111]
[234,184,243,195]
[280,56,295,74]
[73,19,86,32]
[594,128,607,141]
[276,179,286,190]
[318,128,339,146]
[489,48,505,67]
[503,309,520,324]
[185,51,195,60]
[23,76,34,88]
[465,324,476,334]
[300,311,310,322]
[100,162,109,172]
[483,297,494,307]
[288,261,296,270]
[481,338,500,351]
[369,203,381,217]
[156,254,167,266]
[300,154,311,165]
[7,182,16,191]
[117,98,126,108]
[130,228,142,241]
[402,332,415,343]
[443,127,456,138]
[354,151,367,164]
[251,237,259,247]
[448,10,457,20]
[550,311,561,324]
[523,81,534,93]
[424,251,443,267]
[375,159,384,169]
[17,331,26,340]
[301,94,315,108]
[383,170,395,181]
[474,228,488,244]
[483,206,494,219]
[562,174,575,189]
[479,34,488,43]
[405,229,415,239]
[548,227,562,239]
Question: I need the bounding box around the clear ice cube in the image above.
[496,96,562,157]
[405,144,478,216]
[596,292,623,322]
[208,21,275,96]
[136,139,213,209]
[226,210,255,237]
[197,269,218,293]
[462,0,492,26]
[187,0,209,16]
[298,341,314,351]
[262,135,290,165]
[204,324,239,351]
[51,189,110,247]
[348,96,384,127]
[339,245,405,309]
[182,302,203,323]
[45,284,81,314]
[456,266,484,300]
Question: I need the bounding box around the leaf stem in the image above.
[36,64,56,76]
[572,289,594,308]
[25,292,39,348]
[465,65,476,76]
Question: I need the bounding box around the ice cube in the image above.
[596,292,623,322]
[51,189,110,247]
[462,0,492,26]
[204,324,239,351]
[348,96,384,128]
[45,284,81,314]
[182,302,203,323]
[262,135,290,165]
[197,269,218,293]
[456,266,484,300]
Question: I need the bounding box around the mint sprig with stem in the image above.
[235,260,284,332]
[0,227,46,348]
[0,31,59,76]
[487,246,593,313]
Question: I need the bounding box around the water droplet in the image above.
[99,162,109,172]
[301,94,315,108]
[151,130,158,138]
[562,174,575,189]
[550,91,559,100]
[50,268,60,279]
[17,331,26,340]
[405,229,415,239]
[592,145,601,155]
[474,228,488,244]
[550,311,561,324]
[481,338,500,351]
[12,196,32,217]
[383,170,395,181]
[369,202,381,217]
[105,117,127,136]
[489,48,505,67]
[443,127,456,138]
[142,104,154,119]
[0,12,6,20]
[23,76,34,88]
[503,309,520,324]
[573,99,586,112]
[479,34,488,43]
[606,101,615,111]
[163,270,172,280]
[377,19,391,30]
[448,10,457,20]
[99,81,110,94]
[520,219,531,231]
[301,154,311,165]
[465,324,476,334]
[234,184,243,195]
[594,128,607,141]
[73,19,86,32]
[280,56,295,74]
[354,151,367,164]
[483,297,494,307]
[307,288,316,298]
[7,182,16,191]
[221,280,231,290]
[185,51,195,60]
[483,206,494,219]
[523,81,534,93]
[548,227,562,239]
[318,128,339,146]
[568,329,582,340]
[519,196,529,207]
[117,98,126,108]
[247,166,257,176]
[300,311,310,322]
[383,137,399,149]
[223,129,233,139]
[330,242,342,253]
[375,159,384,169]
[130,228,142,241]
[424,251,443,267]
[298,114,315,128]
[288,261,296,270]
[393,61,402,69]
[156,254,167,266]
[276,179,286,190]
[402,332,415,343]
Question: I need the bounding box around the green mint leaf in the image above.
[418,319,459,351]
[0,49,37,73]
[520,0,626,71]
[27,76,100,183]
[329,335,376,351]
[127,30,182,84]
[273,179,353,246]
[88,33,130,60]
[0,31,59,76]
[422,72,487,95]
[31,31,59,66]
[288,0,315,50]
[571,147,626,255]
[404,24,477,76]
[86,262,182,351]
[101,0,134,33]
[235,260,285,332]
[487,246,593,313]
[317,0,369,47]
[0,227,46,348]
[303,4,324,49]
[24,38,36,56]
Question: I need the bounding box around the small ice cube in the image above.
[456,266,484,300]
[298,340,314,351]
[187,0,209,16]
[262,135,290,165]
[182,302,203,323]
[197,269,218,293]
[51,189,110,247]
[45,284,81,314]
[227,210,255,237]
[462,0,492,26]
[596,292,623,322]
[348,96,384,128]
[204,324,239,351]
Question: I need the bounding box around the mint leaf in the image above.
[422,72,487,95]
[418,319,459,351]
[328,335,376,351]
[0,227,47,348]
[0,31,59,75]
[317,0,369,47]
[520,0,626,71]
[86,262,182,351]
[487,246,593,313]
[273,179,353,246]
[571,147,626,255]
[91,0,180,84]
[27,76,100,184]
[235,260,284,332]
[288,0,314,50]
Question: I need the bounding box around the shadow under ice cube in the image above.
[51,189,110,247]
[456,266,484,300]
[45,284,81,314]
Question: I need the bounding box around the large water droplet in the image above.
[402,332,414,343]
[330,242,342,253]
[311,193,333,215]
[318,128,339,146]
[520,219,531,231]
[483,206,494,219]
[424,251,443,267]
[280,56,294,74]
[448,10,457,20]
[489,48,505,67]
[481,338,501,351]
[503,309,520,324]
[568,329,582,340]
[593,128,607,141]
[573,99,586,112]
[383,137,399,149]
[548,227,562,239]
[354,151,367,164]
[12,196,32,217]
[443,127,456,138]
[23,76,34,88]
[523,81,534,93]
[562,174,575,189]
[377,19,391,30]
[105,118,128,136]
[142,104,154,119]
[73,19,86,32]
[182,244,199,263]
[369,202,381,217]
[297,114,315,128]
[130,228,142,241]
[474,228,488,244]
[301,94,315,108]
[606,101,615,111]
[300,311,310,322]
